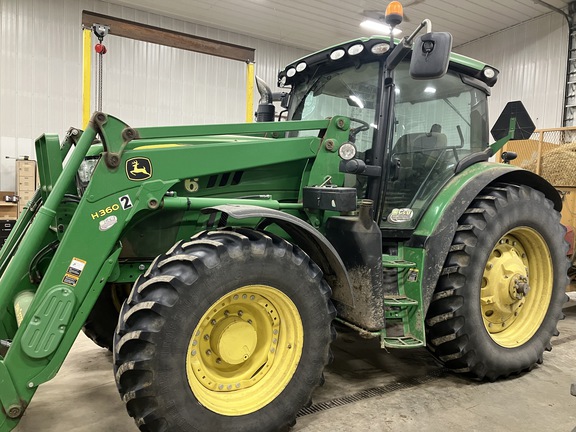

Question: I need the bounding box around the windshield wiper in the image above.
[443,98,471,128]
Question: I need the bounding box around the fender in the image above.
[407,163,561,314]
[201,204,354,307]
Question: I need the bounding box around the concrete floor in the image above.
[14,306,576,432]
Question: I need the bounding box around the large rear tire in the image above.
[425,183,569,380]
[113,228,335,431]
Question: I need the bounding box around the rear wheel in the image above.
[113,228,335,431]
[425,184,569,380]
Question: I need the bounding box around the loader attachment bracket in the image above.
[92,112,140,169]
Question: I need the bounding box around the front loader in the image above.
[0,3,568,431]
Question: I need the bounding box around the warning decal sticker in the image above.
[62,257,87,287]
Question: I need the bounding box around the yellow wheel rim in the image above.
[185,285,304,415]
[481,227,553,347]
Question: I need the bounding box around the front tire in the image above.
[425,183,569,380]
[113,228,335,431]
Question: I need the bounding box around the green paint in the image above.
[0,26,545,430]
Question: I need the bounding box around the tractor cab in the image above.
[279,35,495,231]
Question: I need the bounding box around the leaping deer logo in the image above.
[130,160,150,176]
[126,157,152,181]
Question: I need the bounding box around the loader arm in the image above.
[0,113,352,431]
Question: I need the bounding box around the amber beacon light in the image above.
[385,1,404,27]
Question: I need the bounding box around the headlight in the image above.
[296,62,307,72]
[330,49,346,60]
[77,156,100,192]
[348,44,364,56]
[338,142,357,161]
[483,67,495,79]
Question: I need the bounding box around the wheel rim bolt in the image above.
[216,358,222,364]
[206,350,212,356]
[211,319,217,325]
[238,310,243,317]
[204,335,210,340]
[248,319,253,324]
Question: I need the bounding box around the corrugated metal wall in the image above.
[0,0,308,191]
[454,12,568,132]
[0,1,569,191]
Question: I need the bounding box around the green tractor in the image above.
[0,5,568,432]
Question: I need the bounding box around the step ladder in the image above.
[381,257,424,348]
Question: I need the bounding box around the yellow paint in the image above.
[481,228,553,347]
[82,29,92,128]
[186,284,303,415]
[133,144,183,150]
[90,203,120,220]
[245,62,255,123]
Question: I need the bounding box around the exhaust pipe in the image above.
[255,76,275,122]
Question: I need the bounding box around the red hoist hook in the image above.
[92,24,110,112]
[95,43,107,55]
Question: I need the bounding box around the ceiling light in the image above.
[424,86,436,94]
[348,95,364,108]
[360,19,402,36]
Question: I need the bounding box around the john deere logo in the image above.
[126,157,152,181]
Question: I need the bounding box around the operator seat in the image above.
[393,124,447,174]
[387,125,448,208]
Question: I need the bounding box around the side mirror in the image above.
[409,32,452,79]
[491,101,536,141]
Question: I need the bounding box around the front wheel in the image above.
[113,228,335,431]
[425,183,569,380]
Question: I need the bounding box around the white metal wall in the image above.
[454,12,568,132]
[0,0,308,191]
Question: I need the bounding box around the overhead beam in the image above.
[81,11,255,63]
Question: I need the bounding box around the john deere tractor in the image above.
[0,3,568,432]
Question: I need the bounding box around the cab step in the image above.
[381,335,424,348]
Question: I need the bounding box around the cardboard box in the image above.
[0,203,17,220]
[17,160,36,172]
